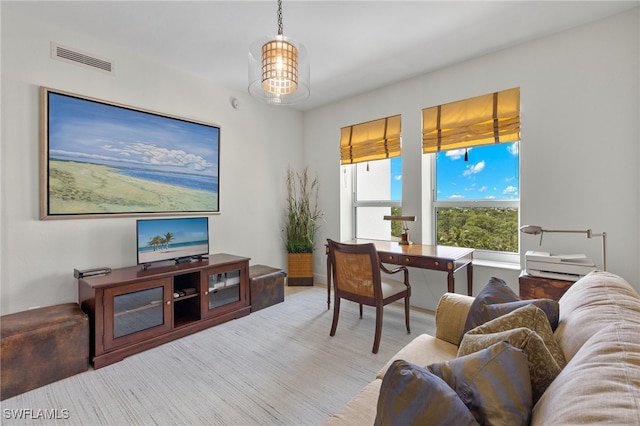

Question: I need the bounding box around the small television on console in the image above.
[137,217,209,269]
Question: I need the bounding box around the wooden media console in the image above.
[78,253,250,369]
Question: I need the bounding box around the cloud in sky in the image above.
[446,149,464,160]
[51,142,216,174]
[503,185,518,195]
[102,143,213,171]
[463,160,485,176]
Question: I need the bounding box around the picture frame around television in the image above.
[39,87,220,219]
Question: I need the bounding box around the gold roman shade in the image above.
[422,88,520,154]
[340,115,401,165]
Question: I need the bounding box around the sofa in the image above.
[324,270,640,425]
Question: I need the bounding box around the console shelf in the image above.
[78,253,250,369]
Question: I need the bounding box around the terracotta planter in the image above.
[287,252,314,286]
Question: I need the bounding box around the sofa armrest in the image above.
[434,293,474,346]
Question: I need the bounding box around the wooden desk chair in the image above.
[327,239,411,353]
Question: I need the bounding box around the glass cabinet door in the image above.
[203,269,242,315]
[104,278,172,350]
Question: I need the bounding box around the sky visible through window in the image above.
[388,142,519,201]
[436,142,519,201]
[390,157,402,200]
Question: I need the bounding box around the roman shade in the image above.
[340,115,401,165]
[422,88,520,154]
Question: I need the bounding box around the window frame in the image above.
[430,154,520,264]
[352,159,403,240]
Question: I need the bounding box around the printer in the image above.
[524,251,596,280]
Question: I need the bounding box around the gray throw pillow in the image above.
[375,359,479,426]
[429,341,532,426]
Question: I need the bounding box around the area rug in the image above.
[1,287,435,425]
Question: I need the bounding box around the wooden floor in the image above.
[284,280,319,296]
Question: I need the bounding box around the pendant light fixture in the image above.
[248,0,310,105]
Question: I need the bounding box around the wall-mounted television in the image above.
[136,217,209,268]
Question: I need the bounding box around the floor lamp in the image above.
[520,225,607,271]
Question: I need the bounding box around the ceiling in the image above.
[5,1,639,111]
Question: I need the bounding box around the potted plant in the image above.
[284,167,323,286]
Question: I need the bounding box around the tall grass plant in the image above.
[285,167,323,253]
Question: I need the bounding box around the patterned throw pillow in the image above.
[461,277,559,341]
[464,303,566,369]
[458,305,566,403]
[375,359,479,426]
[429,341,532,426]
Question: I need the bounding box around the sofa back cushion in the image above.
[532,322,640,425]
[434,292,473,345]
[556,271,640,361]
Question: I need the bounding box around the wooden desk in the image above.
[326,239,474,309]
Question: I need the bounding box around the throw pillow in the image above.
[459,325,562,403]
[464,303,566,369]
[428,341,532,426]
[374,359,479,426]
[461,277,560,341]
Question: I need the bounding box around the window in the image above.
[353,157,403,241]
[434,143,519,261]
[340,115,404,241]
[422,88,520,262]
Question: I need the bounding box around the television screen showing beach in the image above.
[137,217,209,265]
[45,90,219,216]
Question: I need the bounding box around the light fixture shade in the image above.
[249,34,310,105]
[262,37,298,95]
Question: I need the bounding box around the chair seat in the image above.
[381,278,409,299]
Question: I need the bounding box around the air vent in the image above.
[51,42,114,75]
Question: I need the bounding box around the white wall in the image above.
[305,9,640,310]
[1,10,304,314]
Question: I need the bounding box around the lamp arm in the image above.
[521,225,607,271]
[545,229,607,271]
[541,229,591,234]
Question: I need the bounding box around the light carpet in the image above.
[1,286,435,426]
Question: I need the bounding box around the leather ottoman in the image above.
[1,303,89,400]
[249,265,286,312]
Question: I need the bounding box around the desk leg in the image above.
[447,272,454,294]
[466,263,473,296]
[326,254,331,310]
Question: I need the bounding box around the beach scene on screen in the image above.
[137,218,209,264]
